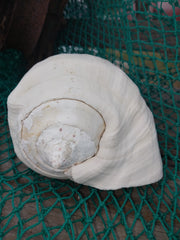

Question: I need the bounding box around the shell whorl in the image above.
[21,99,105,172]
[7,54,163,190]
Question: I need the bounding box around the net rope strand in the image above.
[0,0,180,239]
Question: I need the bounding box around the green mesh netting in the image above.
[0,0,180,239]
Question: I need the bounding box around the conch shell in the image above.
[7,54,163,190]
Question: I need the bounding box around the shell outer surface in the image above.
[7,54,163,190]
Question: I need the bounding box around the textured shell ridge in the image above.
[7,54,163,190]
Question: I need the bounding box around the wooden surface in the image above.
[0,3,179,238]
[0,0,68,63]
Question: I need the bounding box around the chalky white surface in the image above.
[36,123,96,169]
[7,54,163,189]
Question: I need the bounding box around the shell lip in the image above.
[20,98,106,175]
[20,97,106,124]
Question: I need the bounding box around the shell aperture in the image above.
[7,54,163,189]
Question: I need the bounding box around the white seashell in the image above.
[7,54,163,190]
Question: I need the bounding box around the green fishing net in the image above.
[0,0,180,239]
